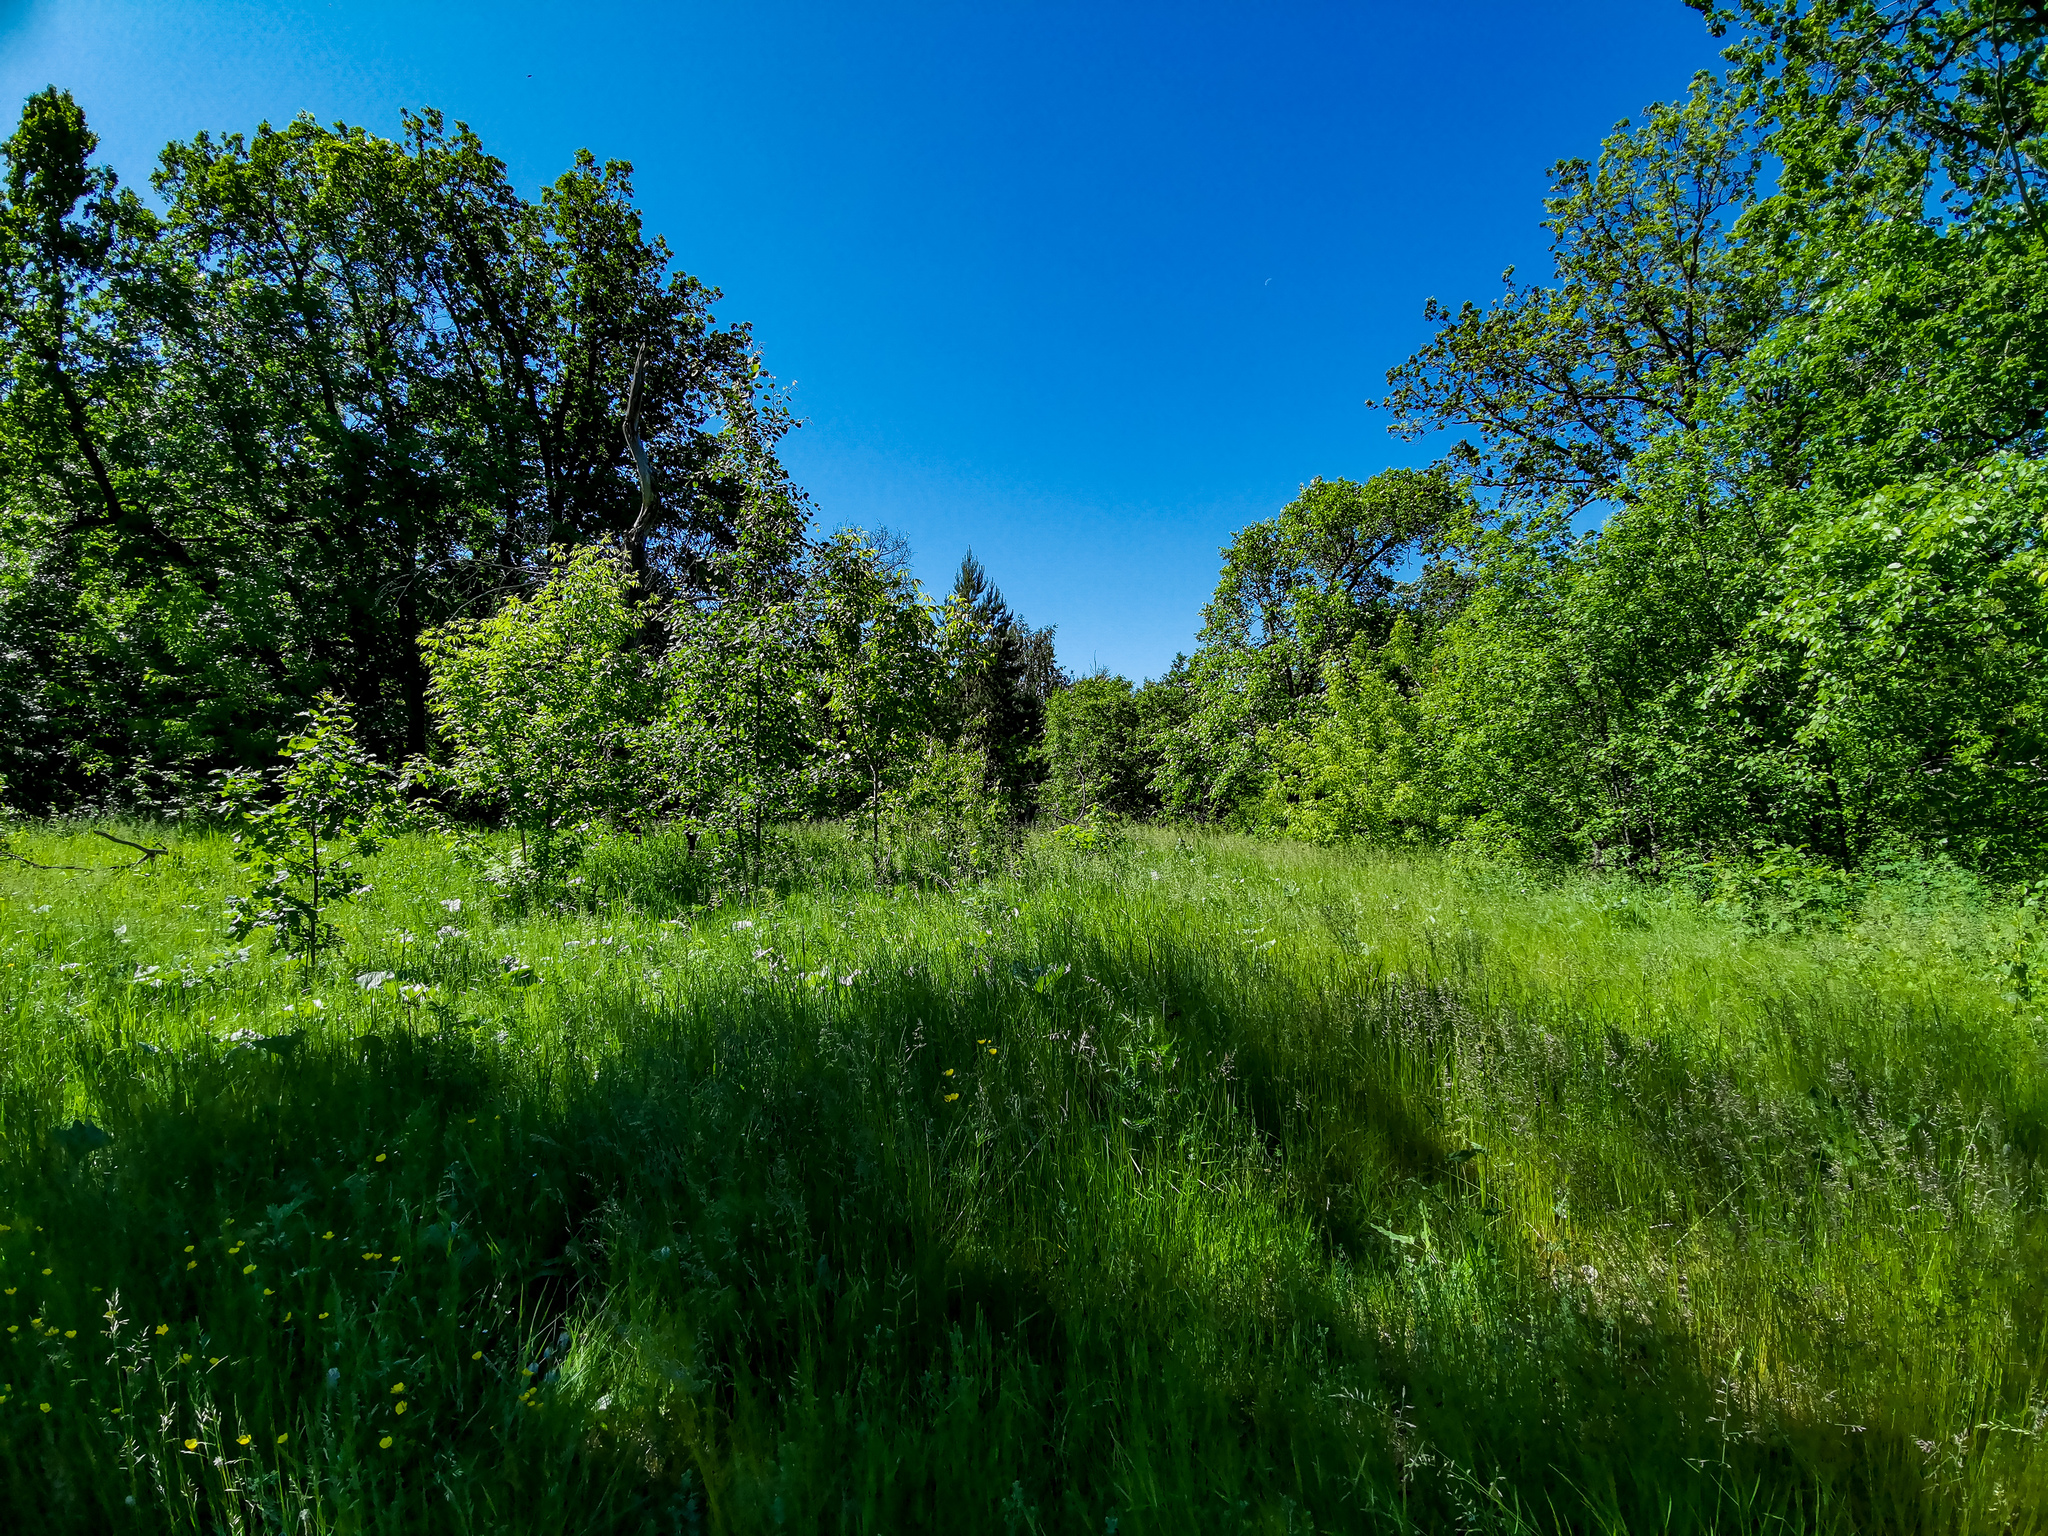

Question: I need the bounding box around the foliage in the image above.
[1152,0,2048,875]
[811,530,938,875]
[1726,454,2048,871]
[1253,626,1439,847]
[644,494,813,894]
[0,97,796,811]
[1039,671,1159,822]
[1153,470,1461,825]
[936,551,1062,813]
[213,695,391,968]
[880,735,1018,885]
[419,546,654,895]
[1377,72,1772,512]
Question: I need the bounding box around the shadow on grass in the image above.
[0,936,2008,1534]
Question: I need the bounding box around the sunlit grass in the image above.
[0,822,2042,1531]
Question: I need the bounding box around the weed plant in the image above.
[0,824,2043,1532]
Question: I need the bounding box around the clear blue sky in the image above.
[2,0,1723,679]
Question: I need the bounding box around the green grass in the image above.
[0,822,2043,1532]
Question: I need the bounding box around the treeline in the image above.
[1045,0,2048,875]
[4,0,2046,878]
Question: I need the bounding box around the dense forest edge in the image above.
[2,0,2048,1529]
[1,0,2043,890]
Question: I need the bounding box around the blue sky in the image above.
[2,0,1723,679]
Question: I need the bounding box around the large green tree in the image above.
[0,97,798,811]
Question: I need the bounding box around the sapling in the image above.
[215,695,392,975]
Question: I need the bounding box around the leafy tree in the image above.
[645,490,813,892]
[0,95,797,811]
[214,695,391,972]
[1723,454,2048,870]
[1254,626,1438,847]
[419,545,654,892]
[1161,470,1461,823]
[1377,73,1774,513]
[1040,673,1159,823]
[812,530,938,877]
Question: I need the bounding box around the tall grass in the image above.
[0,823,2041,1532]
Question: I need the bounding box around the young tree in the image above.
[645,489,813,893]
[420,545,654,890]
[812,530,938,877]
[215,696,392,973]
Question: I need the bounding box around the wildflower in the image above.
[237,1434,251,1446]
[2,1288,12,1296]
[5,1327,15,1334]
[242,1264,256,1275]
[375,1154,387,1164]
[63,1330,75,1339]
[362,1252,381,1261]
[263,1288,274,1296]
[470,1350,482,1360]
[183,1245,194,1253]
[379,1435,393,1449]
[945,1093,960,1102]
[283,1312,292,1322]
[186,1261,196,1270]
[277,1433,288,1444]
[391,1382,406,1394]
[227,1244,242,1255]
[322,1232,333,1240]
[318,1312,329,1321]
[38,1402,49,1413]
[395,1402,408,1415]
[943,1068,955,1077]
[180,1353,192,1363]
[988,1048,997,1055]
[183,1437,197,1449]
[40,1268,50,1276]
[155,1323,168,1335]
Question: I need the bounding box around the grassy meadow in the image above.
[0,822,2044,1532]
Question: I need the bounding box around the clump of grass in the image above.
[0,824,2042,1531]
